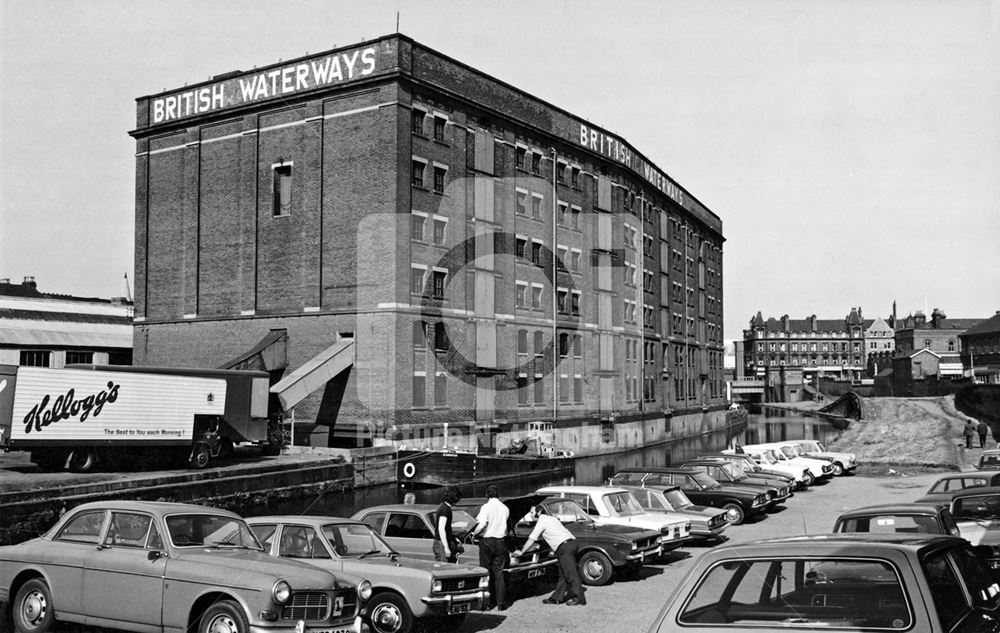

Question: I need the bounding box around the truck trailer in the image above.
[0,364,271,472]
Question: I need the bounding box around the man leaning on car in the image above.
[470,484,511,610]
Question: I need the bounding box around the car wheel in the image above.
[369,592,412,633]
[67,448,97,473]
[802,471,815,487]
[199,600,249,633]
[191,443,211,470]
[723,502,745,526]
[578,550,614,586]
[13,578,55,633]
[832,462,844,476]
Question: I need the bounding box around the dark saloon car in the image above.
[698,452,800,490]
[915,471,1000,507]
[0,501,366,633]
[833,503,961,536]
[681,458,792,508]
[646,533,1000,633]
[609,467,769,525]
[511,497,664,586]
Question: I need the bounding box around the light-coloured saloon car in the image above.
[620,483,729,543]
[535,486,692,551]
[0,501,368,633]
[248,515,488,633]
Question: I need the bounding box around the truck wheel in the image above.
[67,449,97,473]
[13,578,55,633]
[198,600,248,633]
[578,550,614,586]
[191,443,211,469]
[368,592,412,633]
[723,502,745,525]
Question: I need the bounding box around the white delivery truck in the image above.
[0,364,271,472]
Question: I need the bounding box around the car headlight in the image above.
[433,579,443,593]
[357,579,373,602]
[272,579,292,605]
[479,576,489,589]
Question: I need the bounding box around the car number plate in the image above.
[527,568,544,579]
[449,602,472,614]
[990,560,1000,569]
[308,629,354,633]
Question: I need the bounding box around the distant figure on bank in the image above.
[434,486,463,563]
[470,484,511,610]
[403,492,416,505]
[513,505,586,606]
[978,421,989,448]
[964,420,977,449]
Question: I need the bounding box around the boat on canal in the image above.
[396,438,575,487]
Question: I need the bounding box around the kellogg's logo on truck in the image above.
[23,381,120,434]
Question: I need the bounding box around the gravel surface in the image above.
[455,471,943,633]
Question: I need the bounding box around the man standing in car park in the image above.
[470,484,511,610]
[513,505,586,606]
[434,485,463,563]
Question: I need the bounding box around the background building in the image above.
[960,311,1000,384]
[891,308,982,395]
[129,35,726,449]
[0,276,133,368]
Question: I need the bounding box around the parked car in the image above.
[950,486,1000,571]
[980,449,1000,470]
[534,485,692,550]
[732,445,813,487]
[620,483,730,543]
[0,500,368,633]
[680,458,792,509]
[915,471,1000,507]
[608,467,769,525]
[833,503,961,536]
[351,502,556,582]
[645,533,1000,633]
[512,497,664,586]
[791,439,858,476]
[745,442,835,482]
[248,515,488,633]
[698,452,800,490]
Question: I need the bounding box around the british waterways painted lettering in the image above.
[23,381,121,434]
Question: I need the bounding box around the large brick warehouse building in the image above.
[130,35,726,450]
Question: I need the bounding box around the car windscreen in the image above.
[664,488,692,510]
[778,446,797,458]
[837,514,942,534]
[543,499,590,523]
[450,509,477,536]
[602,492,644,517]
[689,470,720,488]
[324,523,394,557]
[678,557,911,629]
[952,495,1000,521]
[166,514,262,549]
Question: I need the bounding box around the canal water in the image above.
[248,410,844,518]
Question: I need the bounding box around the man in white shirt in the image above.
[512,504,585,606]
[471,484,511,610]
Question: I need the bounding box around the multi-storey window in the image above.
[411,159,426,187]
[559,376,570,403]
[431,270,447,299]
[433,116,447,142]
[434,373,447,406]
[531,152,541,175]
[516,189,528,215]
[432,218,447,245]
[558,201,568,225]
[410,266,425,295]
[556,162,567,184]
[413,321,426,349]
[272,164,292,216]
[571,291,581,316]
[557,289,569,314]
[531,285,543,309]
[570,249,581,272]
[412,373,426,407]
[559,333,570,357]
[516,237,527,259]
[571,167,581,188]
[574,376,583,403]
[433,166,447,193]
[516,146,527,170]
[534,374,544,404]
[534,331,544,357]
[531,241,543,265]
[571,205,581,229]
[411,109,425,135]
[433,323,447,351]
[411,213,426,241]
[531,194,543,219]
[573,335,582,358]
[517,330,529,358]
[516,282,528,308]
[517,374,529,405]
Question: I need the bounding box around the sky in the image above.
[1,0,998,342]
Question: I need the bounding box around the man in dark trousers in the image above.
[470,484,510,610]
[512,505,586,606]
[978,420,990,448]
[964,420,977,449]
[434,486,462,563]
